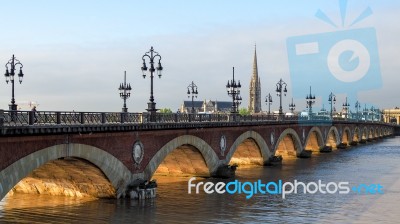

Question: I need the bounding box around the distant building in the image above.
[383,108,400,124]
[180,100,232,114]
[248,45,262,114]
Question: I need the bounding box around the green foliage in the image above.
[159,108,173,114]
[239,108,250,116]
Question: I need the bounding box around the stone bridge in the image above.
[0,110,395,200]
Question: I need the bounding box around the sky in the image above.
[0,0,399,112]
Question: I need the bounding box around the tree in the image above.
[239,108,250,116]
[159,108,173,114]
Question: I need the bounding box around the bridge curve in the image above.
[224,130,271,165]
[0,143,132,201]
[143,135,220,179]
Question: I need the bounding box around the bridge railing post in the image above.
[0,109,4,127]
[101,113,106,124]
[120,113,125,123]
[28,111,34,125]
[80,112,85,124]
[56,112,61,124]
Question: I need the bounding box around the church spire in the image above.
[248,44,262,113]
[252,44,258,81]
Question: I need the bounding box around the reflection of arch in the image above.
[353,127,361,141]
[274,128,303,156]
[0,143,131,201]
[326,126,339,148]
[225,131,270,164]
[144,135,219,179]
[342,127,351,144]
[304,126,324,151]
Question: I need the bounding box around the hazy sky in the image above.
[0,0,399,112]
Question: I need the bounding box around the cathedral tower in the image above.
[248,46,262,113]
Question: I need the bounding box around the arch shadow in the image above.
[0,143,132,201]
[224,130,271,165]
[273,128,303,156]
[143,135,220,179]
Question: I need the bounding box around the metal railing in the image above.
[0,110,388,127]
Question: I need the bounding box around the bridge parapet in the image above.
[0,110,392,136]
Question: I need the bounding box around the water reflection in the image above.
[1,137,400,223]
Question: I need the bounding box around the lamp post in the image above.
[363,104,368,121]
[328,92,336,119]
[226,67,242,114]
[118,71,132,112]
[370,106,375,121]
[289,98,296,114]
[342,97,350,119]
[355,100,361,120]
[275,78,287,116]
[187,81,198,114]
[306,86,315,118]
[141,46,163,121]
[4,55,24,111]
[265,93,273,115]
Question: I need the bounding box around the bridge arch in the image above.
[304,126,324,151]
[0,143,132,201]
[326,126,339,148]
[225,130,271,165]
[341,127,351,144]
[274,128,303,157]
[353,127,361,142]
[375,127,379,138]
[144,135,219,179]
[361,127,368,140]
[369,127,374,139]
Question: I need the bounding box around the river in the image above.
[1,137,400,223]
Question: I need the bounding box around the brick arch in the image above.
[341,127,351,144]
[224,130,271,165]
[375,127,380,138]
[304,126,324,150]
[143,135,219,179]
[362,126,368,140]
[369,127,374,139]
[0,143,132,201]
[326,126,340,147]
[273,128,303,156]
[353,126,361,141]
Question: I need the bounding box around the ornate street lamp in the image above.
[370,106,375,121]
[118,71,132,112]
[4,55,24,111]
[141,46,163,121]
[275,78,287,115]
[187,81,198,114]
[363,104,368,121]
[355,100,361,120]
[306,86,315,118]
[265,93,273,115]
[289,97,296,114]
[226,67,242,114]
[342,97,350,119]
[328,92,336,119]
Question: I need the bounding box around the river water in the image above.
[1,137,400,223]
